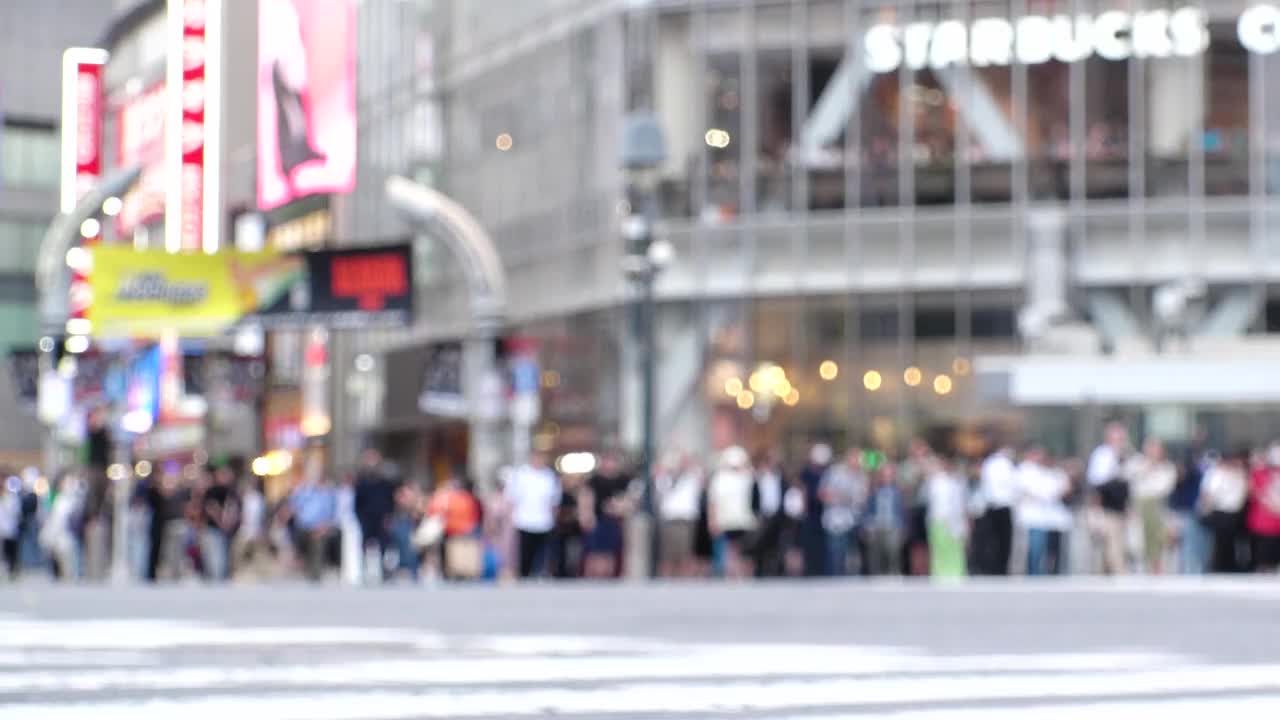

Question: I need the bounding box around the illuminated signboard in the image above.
[257,0,357,212]
[864,5,1280,73]
[116,82,166,236]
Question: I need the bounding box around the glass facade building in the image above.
[353,0,1280,466]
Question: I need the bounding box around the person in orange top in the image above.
[426,473,483,580]
[427,475,481,538]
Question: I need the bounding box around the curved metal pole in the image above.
[384,176,509,492]
[37,165,142,331]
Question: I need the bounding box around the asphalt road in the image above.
[2,577,1280,718]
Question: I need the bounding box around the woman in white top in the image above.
[1016,447,1072,576]
[708,446,757,578]
[1199,448,1250,573]
[1126,438,1177,574]
[926,459,969,578]
[655,452,703,577]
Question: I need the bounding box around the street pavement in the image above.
[1,577,1279,718]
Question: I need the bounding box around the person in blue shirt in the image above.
[1171,428,1212,575]
[287,457,338,582]
[862,463,906,576]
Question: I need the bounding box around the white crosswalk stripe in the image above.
[0,615,1273,718]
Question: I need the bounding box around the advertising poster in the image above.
[87,244,414,338]
[257,0,357,212]
[252,244,414,329]
[115,82,167,236]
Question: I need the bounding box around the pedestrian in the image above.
[1170,428,1211,574]
[427,472,483,580]
[1086,422,1133,575]
[482,470,516,581]
[1016,445,1071,576]
[708,446,757,579]
[286,456,339,582]
[819,448,868,577]
[354,448,398,580]
[200,464,239,581]
[977,443,1017,575]
[1127,438,1177,574]
[40,471,84,581]
[0,473,21,580]
[751,449,788,578]
[1248,443,1280,573]
[390,481,426,582]
[861,463,905,576]
[899,438,934,576]
[231,475,269,581]
[655,452,702,578]
[926,457,969,579]
[1200,448,1250,574]
[583,451,633,578]
[798,444,832,577]
[506,451,561,579]
[549,471,585,579]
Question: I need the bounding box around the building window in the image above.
[1,125,59,190]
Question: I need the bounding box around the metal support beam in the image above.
[384,176,508,492]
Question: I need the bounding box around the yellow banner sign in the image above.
[87,246,304,338]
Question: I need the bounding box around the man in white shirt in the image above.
[505,451,561,578]
[1086,422,1131,574]
[977,445,1017,575]
[1016,446,1072,576]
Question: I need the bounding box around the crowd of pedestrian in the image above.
[5,421,1280,584]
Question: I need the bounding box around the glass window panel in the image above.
[707,50,743,220]
[1027,60,1071,200]
[1084,1,1130,199]
[756,3,794,214]
[1204,19,1249,197]
[1264,35,1280,195]
[804,0,848,211]
[860,4,902,208]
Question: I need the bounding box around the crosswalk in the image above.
[2,613,1280,718]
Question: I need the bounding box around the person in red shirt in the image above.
[1248,446,1280,573]
[426,474,483,580]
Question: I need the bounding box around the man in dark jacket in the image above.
[799,444,832,577]
[353,448,397,577]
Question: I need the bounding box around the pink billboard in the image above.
[257,0,356,213]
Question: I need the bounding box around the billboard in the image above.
[257,0,357,212]
[87,244,413,338]
[115,82,167,236]
[251,244,414,329]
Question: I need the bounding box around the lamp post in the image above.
[621,111,669,577]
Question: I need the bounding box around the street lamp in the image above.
[621,110,667,577]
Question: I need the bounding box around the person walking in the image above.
[1248,444,1280,573]
[582,452,632,579]
[861,463,905,576]
[287,460,339,582]
[899,438,935,576]
[199,465,240,582]
[819,449,868,577]
[231,475,269,580]
[506,451,561,579]
[751,450,788,578]
[655,452,703,578]
[1170,430,1211,574]
[549,471,585,579]
[977,444,1017,575]
[40,472,84,581]
[799,444,832,577]
[1127,438,1177,574]
[927,457,969,579]
[0,475,21,580]
[1200,448,1250,574]
[354,448,398,581]
[1087,422,1133,575]
[1016,446,1072,576]
[708,446,757,579]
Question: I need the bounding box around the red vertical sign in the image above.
[180,0,206,251]
[68,56,104,323]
